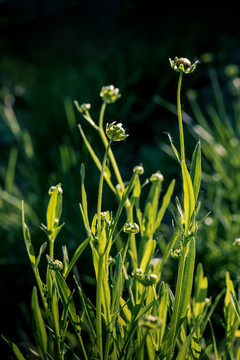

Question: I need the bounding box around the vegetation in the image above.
[2,57,240,359]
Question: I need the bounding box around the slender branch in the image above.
[177,72,185,162]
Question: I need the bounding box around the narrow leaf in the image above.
[154,179,175,232]
[230,290,240,321]
[22,201,36,267]
[2,335,26,360]
[178,237,196,320]
[64,237,90,279]
[190,142,201,202]
[182,160,195,234]
[167,133,180,163]
[31,286,48,358]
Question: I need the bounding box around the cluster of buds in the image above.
[132,268,158,286]
[169,57,199,74]
[106,122,128,141]
[123,222,140,234]
[100,85,121,104]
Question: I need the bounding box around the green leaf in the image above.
[178,237,196,320]
[36,242,47,268]
[154,179,175,232]
[55,272,81,332]
[80,164,91,236]
[140,239,156,273]
[2,335,27,360]
[230,290,240,321]
[167,133,180,163]
[111,253,123,314]
[22,201,36,267]
[62,245,69,278]
[181,160,195,234]
[74,275,96,337]
[111,171,137,236]
[190,142,201,202]
[193,263,208,319]
[31,286,48,358]
[224,272,239,343]
[47,184,62,234]
[78,125,116,194]
[64,237,90,279]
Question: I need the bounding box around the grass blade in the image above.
[2,335,27,360]
[31,286,48,358]
[230,290,240,321]
[64,237,90,280]
[190,141,201,202]
[181,160,195,234]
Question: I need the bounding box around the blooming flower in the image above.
[169,57,199,74]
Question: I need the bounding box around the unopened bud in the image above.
[140,274,158,286]
[123,222,140,234]
[132,268,143,280]
[49,259,63,271]
[106,122,128,141]
[133,165,144,175]
[150,171,164,183]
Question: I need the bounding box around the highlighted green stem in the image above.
[177,72,185,162]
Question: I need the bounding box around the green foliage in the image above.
[2,59,240,360]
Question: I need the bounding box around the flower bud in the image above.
[169,57,199,74]
[171,248,181,258]
[139,315,162,330]
[106,122,128,141]
[100,85,121,104]
[123,222,140,234]
[233,238,240,247]
[140,274,158,286]
[133,165,144,175]
[132,268,143,280]
[150,171,164,183]
[78,103,91,114]
[49,259,63,271]
[48,184,63,195]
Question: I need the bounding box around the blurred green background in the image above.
[1,0,240,356]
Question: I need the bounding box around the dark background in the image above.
[1,0,240,357]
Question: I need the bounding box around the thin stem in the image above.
[96,253,104,360]
[97,137,113,238]
[98,103,138,267]
[49,238,54,260]
[177,72,185,162]
[98,102,125,193]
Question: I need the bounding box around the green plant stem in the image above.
[97,137,113,238]
[98,103,125,193]
[96,253,104,360]
[98,102,138,268]
[177,72,185,162]
[49,238,54,260]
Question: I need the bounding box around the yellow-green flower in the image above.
[169,57,199,74]
[100,85,121,104]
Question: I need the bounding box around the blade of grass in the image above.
[1,335,27,360]
[31,286,48,359]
